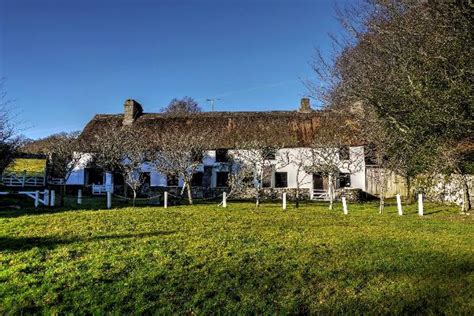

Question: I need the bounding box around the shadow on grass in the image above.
[0,231,176,251]
[0,196,165,218]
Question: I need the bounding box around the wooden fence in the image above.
[1,172,46,187]
[365,167,408,198]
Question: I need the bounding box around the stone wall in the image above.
[413,174,473,207]
[335,188,364,202]
[145,186,311,201]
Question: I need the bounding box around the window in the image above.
[338,173,351,188]
[191,172,203,186]
[112,172,124,185]
[339,146,350,160]
[215,149,229,163]
[141,172,151,185]
[191,149,203,163]
[216,172,229,187]
[275,172,288,188]
[86,168,103,185]
[262,148,276,160]
[365,153,378,166]
[167,174,179,186]
[262,166,273,187]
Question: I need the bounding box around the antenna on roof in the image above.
[206,98,221,112]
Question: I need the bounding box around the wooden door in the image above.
[313,173,324,190]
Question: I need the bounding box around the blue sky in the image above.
[0,0,347,139]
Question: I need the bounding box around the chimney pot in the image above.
[299,97,312,113]
[123,99,143,125]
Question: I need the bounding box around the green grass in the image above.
[0,201,472,314]
[4,158,46,175]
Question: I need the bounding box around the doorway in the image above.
[313,173,324,190]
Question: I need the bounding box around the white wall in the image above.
[67,147,367,191]
[348,146,366,191]
[66,153,92,185]
[67,169,85,185]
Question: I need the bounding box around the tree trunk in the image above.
[405,176,412,203]
[256,173,262,208]
[379,170,386,214]
[295,187,300,209]
[255,188,260,208]
[328,174,334,210]
[132,190,137,207]
[185,181,193,205]
[295,170,300,209]
[379,195,385,214]
[461,174,471,212]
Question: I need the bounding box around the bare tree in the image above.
[305,114,364,210]
[278,148,312,208]
[221,155,255,201]
[88,123,127,175]
[0,78,20,175]
[88,124,150,206]
[119,129,150,206]
[161,97,201,114]
[231,140,286,207]
[150,128,208,205]
[42,132,83,205]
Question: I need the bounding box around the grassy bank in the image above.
[0,202,472,314]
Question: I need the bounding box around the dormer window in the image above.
[167,174,179,186]
[339,146,350,160]
[263,148,276,160]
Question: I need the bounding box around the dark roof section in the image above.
[80,111,331,148]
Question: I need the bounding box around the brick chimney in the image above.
[298,97,312,113]
[123,99,143,125]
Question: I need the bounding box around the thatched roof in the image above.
[82,111,325,148]
[80,99,362,148]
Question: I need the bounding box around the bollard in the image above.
[35,190,39,208]
[107,191,112,209]
[282,192,287,210]
[223,192,227,208]
[77,189,82,205]
[396,194,403,216]
[342,196,348,215]
[44,189,49,206]
[50,190,55,207]
[164,191,168,208]
[418,193,423,216]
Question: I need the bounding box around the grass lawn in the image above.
[0,201,472,314]
[3,158,46,175]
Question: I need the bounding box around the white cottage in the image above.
[67,98,367,200]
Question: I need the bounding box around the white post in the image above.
[44,189,49,206]
[105,172,113,193]
[418,193,423,216]
[342,196,348,215]
[77,189,82,205]
[50,190,55,207]
[107,191,112,209]
[34,190,39,208]
[282,192,287,210]
[396,194,403,216]
[164,191,168,208]
[223,192,227,208]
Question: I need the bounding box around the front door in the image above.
[313,173,324,190]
